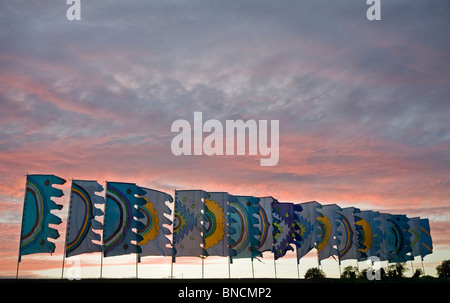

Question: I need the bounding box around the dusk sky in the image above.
[0,0,449,278]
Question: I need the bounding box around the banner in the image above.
[294,201,321,261]
[379,213,413,263]
[419,218,433,259]
[408,217,422,257]
[336,207,362,262]
[272,202,300,260]
[228,195,260,260]
[65,180,104,257]
[19,174,66,261]
[255,196,276,254]
[103,182,146,257]
[317,204,342,263]
[204,192,236,257]
[172,190,208,260]
[356,210,382,261]
[137,187,173,257]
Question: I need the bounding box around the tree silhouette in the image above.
[436,259,450,278]
[387,262,408,278]
[304,267,326,279]
[341,266,359,279]
[412,268,423,278]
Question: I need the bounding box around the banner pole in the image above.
[338,254,342,277]
[61,179,73,279]
[317,250,321,269]
[16,174,28,279]
[171,188,176,279]
[202,256,204,279]
[421,257,426,275]
[273,255,277,278]
[251,258,255,278]
[136,253,139,279]
[100,180,107,279]
[100,251,104,278]
[171,256,174,279]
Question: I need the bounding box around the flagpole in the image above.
[61,179,73,279]
[228,256,231,279]
[100,180,107,279]
[171,256,174,279]
[317,250,321,269]
[201,256,204,279]
[251,258,255,278]
[421,257,426,275]
[100,251,104,278]
[16,174,28,279]
[337,253,342,277]
[297,258,300,279]
[136,253,139,279]
[169,188,176,279]
[273,255,277,278]
[338,259,342,277]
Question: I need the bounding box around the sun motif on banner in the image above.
[316,215,332,252]
[204,198,226,249]
[297,222,306,238]
[336,211,354,258]
[173,200,196,243]
[137,197,160,245]
[254,202,271,250]
[356,218,372,253]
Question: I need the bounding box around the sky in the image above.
[0,0,449,278]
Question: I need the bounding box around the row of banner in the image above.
[18,174,433,264]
